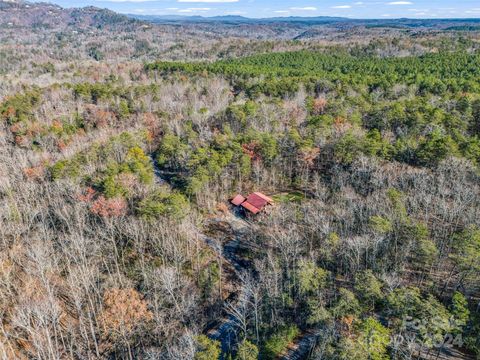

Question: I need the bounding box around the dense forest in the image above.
[146,49,480,169]
[1,1,480,359]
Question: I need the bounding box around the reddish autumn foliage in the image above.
[90,196,127,218]
[143,112,162,142]
[84,105,116,128]
[333,116,352,134]
[77,187,97,202]
[23,166,45,181]
[9,123,23,135]
[14,135,28,147]
[57,139,67,152]
[99,288,152,343]
[242,141,261,162]
[300,147,320,168]
[340,315,355,337]
[3,106,16,121]
[312,98,327,115]
[10,121,43,148]
[78,188,126,217]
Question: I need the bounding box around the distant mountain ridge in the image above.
[130,14,349,24]
[130,13,480,29]
[0,0,142,30]
[1,0,479,33]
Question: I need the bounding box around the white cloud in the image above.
[331,5,351,9]
[178,7,211,12]
[178,0,238,2]
[289,7,317,11]
[387,1,413,5]
[95,0,158,2]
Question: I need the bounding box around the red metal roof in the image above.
[245,193,268,210]
[231,194,246,206]
[253,192,274,204]
[231,192,273,214]
[241,201,261,214]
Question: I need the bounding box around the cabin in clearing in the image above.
[230,192,274,215]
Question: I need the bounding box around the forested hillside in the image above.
[1,2,480,359]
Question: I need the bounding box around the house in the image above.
[230,192,274,215]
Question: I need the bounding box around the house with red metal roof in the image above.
[230,192,274,215]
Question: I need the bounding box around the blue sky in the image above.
[33,0,480,19]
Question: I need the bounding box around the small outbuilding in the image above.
[231,194,246,206]
[230,192,274,215]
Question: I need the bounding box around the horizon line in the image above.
[16,1,480,21]
[125,13,480,21]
